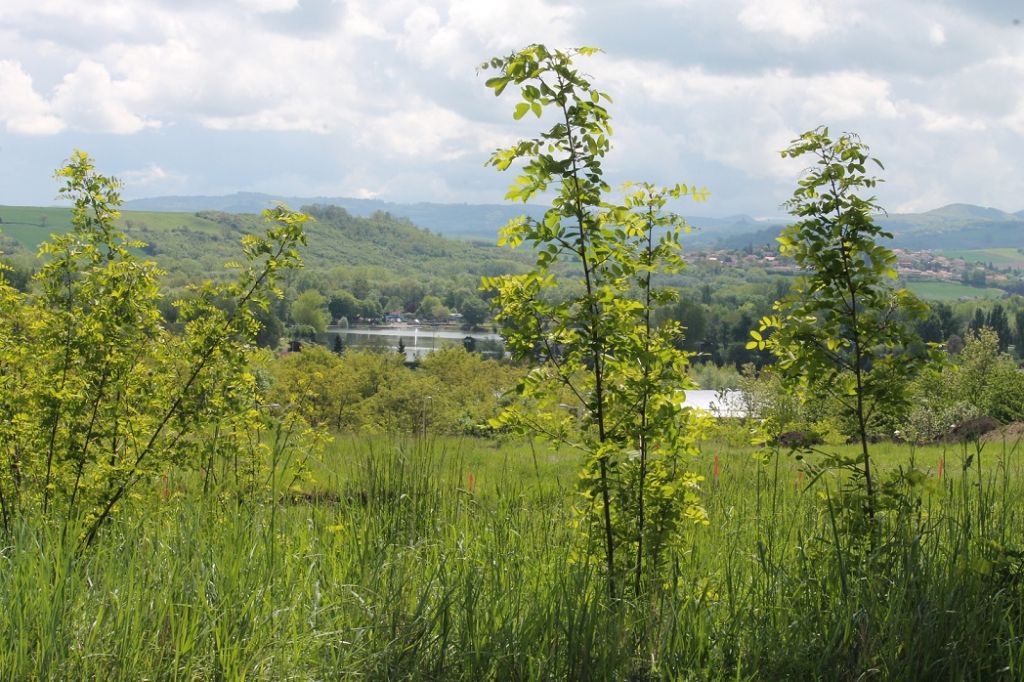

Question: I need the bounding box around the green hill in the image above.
[877,203,1024,250]
[714,203,1024,252]
[0,203,529,283]
[903,280,1006,301]
[920,203,1018,221]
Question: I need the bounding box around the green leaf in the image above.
[485,76,509,96]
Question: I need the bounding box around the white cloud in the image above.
[119,163,176,186]
[0,0,1023,212]
[398,5,461,67]
[389,0,581,74]
[445,0,579,50]
[886,137,1011,213]
[909,105,986,132]
[736,0,831,43]
[0,1,575,145]
[0,60,64,134]
[236,0,299,13]
[356,98,500,160]
[51,60,157,134]
[596,57,898,179]
[340,1,393,41]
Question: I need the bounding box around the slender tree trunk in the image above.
[558,85,616,599]
[634,217,655,597]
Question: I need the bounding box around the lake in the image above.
[326,324,504,361]
[684,389,748,418]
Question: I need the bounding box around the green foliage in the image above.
[291,289,329,333]
[902,328,1024,441]
[1016,309,1024,356]
[655,298,707,352]
[253,303,284,349]
[266,346,518,435]
[954,327,1024,422]
[687,361,743,390]
[328,290,360,322]
[481,44,709,598]
[987,303,1012,352]
[0,151,313,544]
[458,294,489,326]
[416,294,449,321]
[751,128,936,523]
[736,366,818,437]
[0,255,33,292]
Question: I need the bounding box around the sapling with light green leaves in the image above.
[481,45,709,599]
[0,151,314,546]
[748,128,936,529]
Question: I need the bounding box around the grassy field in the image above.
[2,432,1023,680]
[0,205,226,251]
[904,279,1006,301]
[942,247,1024,269]
[0,206,75,251]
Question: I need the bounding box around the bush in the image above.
[900,328,1024,442]
[0,151,312,544]
[266,346,519,435]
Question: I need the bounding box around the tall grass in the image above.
[1,435,1022,680]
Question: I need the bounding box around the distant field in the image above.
[904,280,1005,301]
[0,205,229,252]
[941,247,1024,268]
[0,206,74,251]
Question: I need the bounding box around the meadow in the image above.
[941,248,1024,269]
[903,279,1006,301]
[2,432,1022,680]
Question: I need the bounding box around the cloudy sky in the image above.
[1,0,1022,217]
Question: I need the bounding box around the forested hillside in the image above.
[0,203,527,278]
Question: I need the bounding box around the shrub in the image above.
[900,328,1024,442]
[0,152,311,544]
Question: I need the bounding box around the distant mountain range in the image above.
[124,193,548,241]
[879,204,1024,250]
[122,192,774,245]
[123,194,1024,252]
[707,203,1024,251]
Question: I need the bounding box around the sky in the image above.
[0,0,1022,217]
